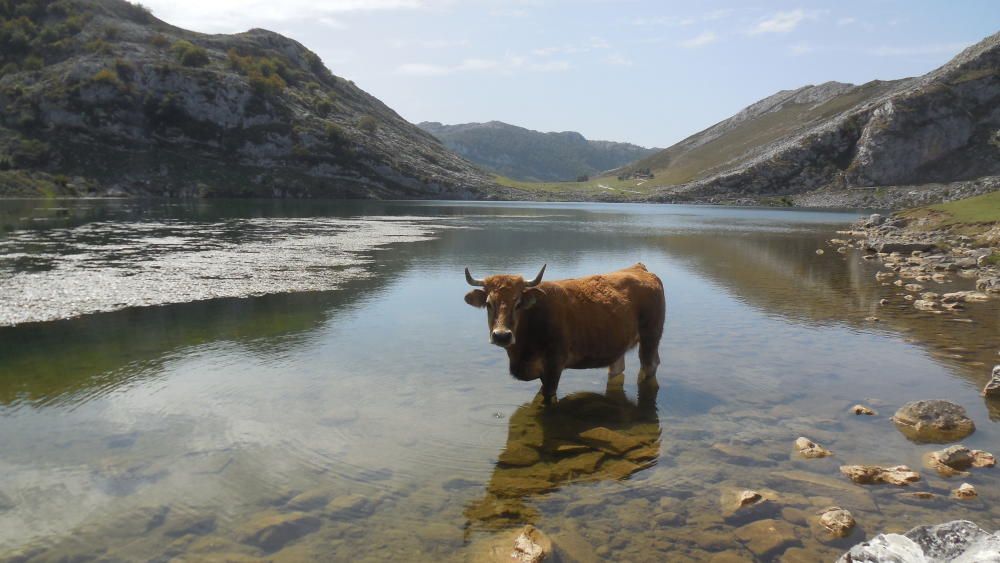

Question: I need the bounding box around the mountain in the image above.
[615,32,1000,206]
[0,0,504,198]
[418,121,658,182]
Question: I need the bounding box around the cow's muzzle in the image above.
[490,329,514,348]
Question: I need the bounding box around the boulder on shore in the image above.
[837,520,1000,562]
[984,365,1000,398]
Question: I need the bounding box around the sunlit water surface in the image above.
[1,200,998,562]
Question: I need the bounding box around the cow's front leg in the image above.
[540,367,563,406]
[608,355,625,377]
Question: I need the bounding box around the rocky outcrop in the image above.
[838,520,1000,562]
[646,32,1000,206]
[0,0,507,199]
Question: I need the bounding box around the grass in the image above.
[898,191,1000,242]
[903,191,1000,226]
[493,174,660,198]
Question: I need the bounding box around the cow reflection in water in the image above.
[465,373,660,529]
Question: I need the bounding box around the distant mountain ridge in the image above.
[0,0,504,198]
[418,120,658,182]
[617,31,1000,205]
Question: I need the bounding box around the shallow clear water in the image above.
[0,200,998,562]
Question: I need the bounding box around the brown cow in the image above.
[464,263,665,404]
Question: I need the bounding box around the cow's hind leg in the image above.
[638,306,664,381]
[608,355,625,377]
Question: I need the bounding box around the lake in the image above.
[1,200,998,562]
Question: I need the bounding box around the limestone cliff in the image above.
[0,0,505,198]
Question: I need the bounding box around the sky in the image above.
[139,1,999,148]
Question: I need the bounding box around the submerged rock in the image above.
[511,525,553,563]
[851,404,877,416]
[984,365,1000,398]
[838,520,1000,562]
[942,291,990,303]
[237,511,321,552]
[892,400,976,443]
[953,483,978,500]
[577,427,641,455]
[734,519,801,558]
[840,464,920,486]
[817,506,856,538]
[738,490,762,507]
[720,488,780,524]
[926,444,996,475]
[794,437,832,458]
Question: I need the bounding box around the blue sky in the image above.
[142,1,999,147]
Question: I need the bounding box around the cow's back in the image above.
[545,264,664,368]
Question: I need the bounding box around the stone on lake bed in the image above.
[734,518,801,558]
[324,493,370,518]
[577,427,641,455]
[498,444,541,467]
[511,525,553,563]
[850,404,877,416]
[795,437,832,458]
[816,506,856,538]
[840,464,920,486]
[237,511,321,552]
[738,490,761,507]
[285,489,335,511]
[914,299,938,311]
[892,400,975,443]
[548,450,605,480]
[816,249,825,255]
[720,487,780,524]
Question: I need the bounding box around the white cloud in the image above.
[142,0,441,32]
[749,9,808,34]
[397,54,571,76]
[629,15,693,27]
[602,54,633,66]
[836,17,856,26]
[788,42,814,56]
[679,31,718,48]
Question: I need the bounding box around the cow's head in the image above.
[464,264,546,348]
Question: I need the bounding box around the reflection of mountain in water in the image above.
[650,233,1000,414]
[465,376,660,529]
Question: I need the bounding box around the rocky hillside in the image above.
[418,120,657,182]
[0,0,505,198]
[623,32,1000,206]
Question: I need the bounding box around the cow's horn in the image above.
[465,267,485,287]
[525,264,546,287]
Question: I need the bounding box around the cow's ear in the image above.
[464,289,487,308]
[521,287,545,309]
